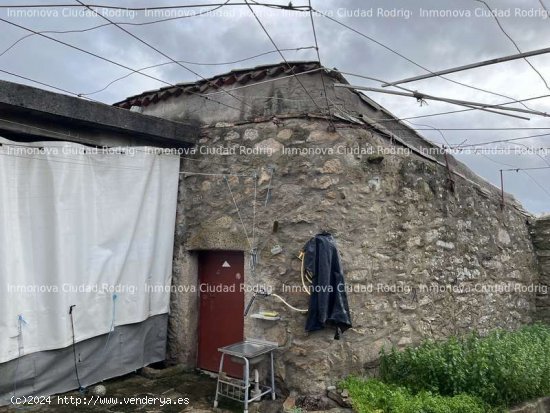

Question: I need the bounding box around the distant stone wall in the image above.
[168,117,540,394]
[530,216,550,323]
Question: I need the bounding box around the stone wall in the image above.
[530,216,550,323]
[168,117,540,394]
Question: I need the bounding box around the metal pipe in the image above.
[382,46,550,87]
[334,84,548,118]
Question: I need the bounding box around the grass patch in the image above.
[341,377,497,413]
[379,324,550,407]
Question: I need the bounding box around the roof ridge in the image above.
[113,60,324,108]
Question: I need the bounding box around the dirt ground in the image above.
[1,365,284,413]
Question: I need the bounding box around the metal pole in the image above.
[334,84,549,118]
[382,46,550,87]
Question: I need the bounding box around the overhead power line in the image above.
[81,46,316,96]
[474,0,550,92]
[0,68,101,103]
[308,0,332,120]
[0,16,243,112]
[0,3,304,60]
[483,155,550,202]
[75,0,252,110]
[501,166,550,171]
[458,132,550,148]
[311,7,537,112]
[0,2,311,10]
[539,0,550,14]
[244,0,324,113]
[383,46,550,87]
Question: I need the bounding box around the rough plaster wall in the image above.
[140,74,321,125]
[167,174,199,367]
[530,216,550,323]
[168,118,539,393]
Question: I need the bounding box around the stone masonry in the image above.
[114,62,546,395]
[530,216,550,323]
[169,117,540,394]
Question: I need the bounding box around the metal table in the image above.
[213,339,278,413]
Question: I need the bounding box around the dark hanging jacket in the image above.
[303,232,352,339]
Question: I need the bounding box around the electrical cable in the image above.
[0,3,313,11]
[458,132,550,148]
[308,0,333,121]
[202,67,323,96]
[223,175,252,249]
[0,2,240,59]
[483,154,550,199]
[0,68,102,103]
[501,165,550,171]
[473,0,550,92]
[75,0,252,110]
[312,7,538,111]
[81,47,317,96]
[0,17,244,112]
[245,0,325,113]
[405,120,451,147]
[524,169,550,198]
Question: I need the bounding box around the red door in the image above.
[198,250,244,377]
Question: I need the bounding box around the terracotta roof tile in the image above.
[114,61,328,109]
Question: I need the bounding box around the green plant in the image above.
[379,324,550,407]
[286,407,305,413]
[341,377,497,413]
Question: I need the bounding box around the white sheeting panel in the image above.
[0,138,180,363]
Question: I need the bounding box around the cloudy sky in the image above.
[1,0,549,214]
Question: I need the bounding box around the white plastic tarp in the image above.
[0,138,180,363]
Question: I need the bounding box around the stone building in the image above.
[114,61,548,393]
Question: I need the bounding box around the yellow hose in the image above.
[271,293,308,313]
[300,251,311,296]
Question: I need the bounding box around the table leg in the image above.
[243,358,250,413]
[214,353,225,408]
[270,351,276,400]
